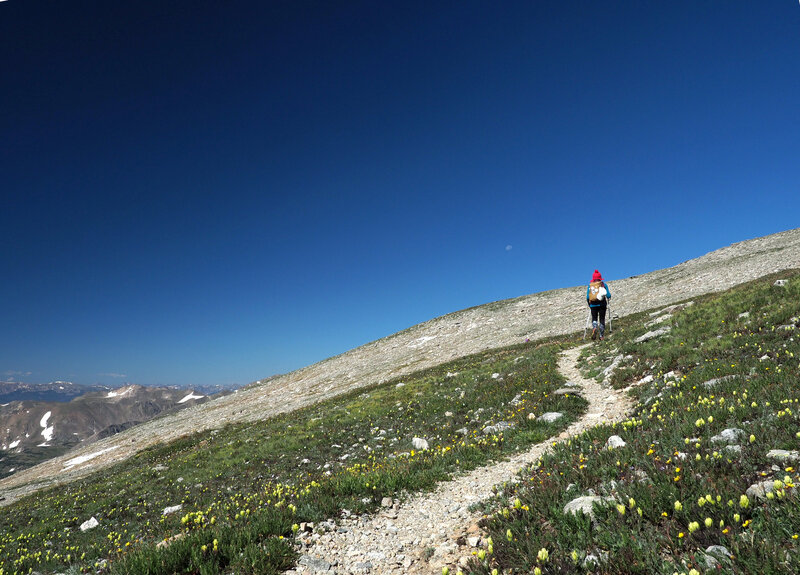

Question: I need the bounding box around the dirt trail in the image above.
[288,344,634,575]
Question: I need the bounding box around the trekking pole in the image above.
[582,309,591,340]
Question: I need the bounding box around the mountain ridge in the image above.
[2,226,800,505]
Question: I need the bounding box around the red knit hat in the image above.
[592,269,603,282]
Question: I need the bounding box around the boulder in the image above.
[482,421,514,435]
[554,388,583,396]
[710,428,746,445]
[746,480,776,501]
[634,326,671,343]
[563,495,614,521]
[412,437,429,450]
[606,435,627,449]
[539,412,563,423]
[80,517,99,532]
[766,449,800,463]
[162,504,183,516]
[702,375,739,388]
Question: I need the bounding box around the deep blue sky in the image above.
[2,1,799,387]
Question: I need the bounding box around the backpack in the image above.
[588,281,606,303]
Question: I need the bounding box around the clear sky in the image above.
[2,1,799,388]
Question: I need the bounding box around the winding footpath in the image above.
[287,344,634,575]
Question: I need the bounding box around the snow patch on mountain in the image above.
[62,446,120,470]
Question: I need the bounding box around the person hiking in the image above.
[587,270,611,340]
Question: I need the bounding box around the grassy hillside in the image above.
[2,270,798,575]
[467,271,800,575]
[0,334,583,574]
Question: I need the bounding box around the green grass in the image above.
[466,271,800,575]
[0,338,585,574]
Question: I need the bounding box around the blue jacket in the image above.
[587,281,611,308]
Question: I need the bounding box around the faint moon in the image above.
[505,245,513,251]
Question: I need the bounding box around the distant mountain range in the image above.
[0,381,235,404]
[0,383,232,478]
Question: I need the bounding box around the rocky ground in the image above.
[2,227,800,506]
[286,345,633,575]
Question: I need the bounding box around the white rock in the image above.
[563,496,614,520]
[766,449,800,462]
[710,428,745,445]
[539,412,563,423]
[634,326,671,343]
[606,435,626,449]
[162,504,183,516]
[80,517,99,532]
[412,437,429,450]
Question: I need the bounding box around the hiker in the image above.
[587,269,611,340]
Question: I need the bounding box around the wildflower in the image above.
[705,517,713,528]
[534,568,542,575]
[477,549,486,560]
[740,495,750,508]
[688,521,700,533]
[537,548,549,562]
[571,550,579,563]
[734,513,741,523]
[617,504,626,515]
[506,528,513,541]
[750,434,756,443]
[442,567,449,575]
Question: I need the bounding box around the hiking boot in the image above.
[591,327,597,340]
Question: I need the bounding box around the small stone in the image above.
[455,427,469,435]
[527,413,536,420]
[412,437,429,450]
[381,497,393,508]
[606,435,626,449]
[299,555,332,572]
[774,279,789,287]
